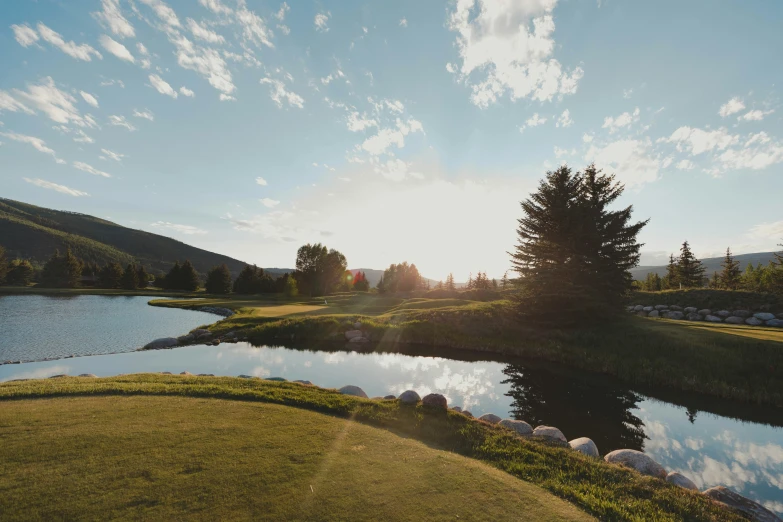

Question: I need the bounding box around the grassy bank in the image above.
[630,288,783,313]
[0,375,745,521]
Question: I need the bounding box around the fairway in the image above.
[0,395,593,522]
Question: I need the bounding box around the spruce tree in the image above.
[719,247,741,290]
[445,273,455,291]
[6,259,34,286]
[121,264,139,290]
[0,246,7,284]
[233,265,261,294]
[99,262,124,288]
[662,254,678,289]
[501,271,509,289]
[205,264,232,294]
[137,265,149,288]
[164,262,183,290]
[41,248,83,288]
[676,241,706,288]
[179,260,200,291]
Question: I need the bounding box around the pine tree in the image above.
[121,264,139,290]
[719,247,741,290]
[205,264,232,294]
[466,272,474,289]
[676,241,706,288]
[0,246,7,284]
[6,259,34,286]
[376,275,385,293]
[164,262,183,290]
[41,248,83,288]
[436,280,444,290]
[99,262,124,288]
[662,254,678,289]
[445,273,455,291]
[136,265,149,288]
[501,271,509,289]
[179,260,200,291]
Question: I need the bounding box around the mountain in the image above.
[0,198,250,276]
[350,268,445,288]
[631,251,780,280]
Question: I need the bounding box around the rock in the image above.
[339,385,368,398]
[704,315,723,323]
[462,411,473,418]
[669,305,683,311]
[348,336,370,343]
[533,425,567,443]
[654,304,669,310]
[702,486,781,522]
[716,310,732,318]
[499,419,533,436]
[398,390,421,404]
[223,331,236,338]
[294,380,312,385]
[177,333,194,343]
[78,373,97,377]
[267,377,287,382]
[725,316,745,325]
[778,313,783,319]
[684,307,698,314]
[636,311,648,317]
[451,406,462,412]
[686,313,703,321]
[697,309,712,316]
[180,371,192,375]
[383,394,396,400]
[344,330,364,341]
[626,305,635,312]
[664,311,685,320]
[754,312,776,322]
[766,319,783,328]
[422,393,448,410]
[633,305,644,311]
[48,374,68,378]
[604,449,666,479]
[143,337,179,350]
[161,371,172,375]
[569,437,599,457]
[643,306,654,312]
[478,413,502,424]
[745,317,763,326]
[665,472,698,491]
[197,373,215,377]
[732,310,752,318]
[191,328,210,336]
[353,321,362,329]
[648,310,660,318]
[238,374,254,379]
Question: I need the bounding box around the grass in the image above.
[0,375,748,522]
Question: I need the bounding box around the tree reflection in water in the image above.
[501,364,648,454]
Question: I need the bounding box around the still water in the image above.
[0,296,781,513]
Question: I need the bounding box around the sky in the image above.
[1,0,782,281]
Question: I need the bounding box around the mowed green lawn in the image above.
[0,395,593,521]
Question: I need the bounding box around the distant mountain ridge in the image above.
[631,251,780,280]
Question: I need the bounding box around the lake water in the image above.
[1,296,781,513]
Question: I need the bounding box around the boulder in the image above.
[569,437,599,457]
[348,336,370,343]
[654,304,669,311]
[716,310,732,318]
[353,321,362,329]
[664,311,685,320]
[238,374,254,379]
[725,316,745,324]
[462,411,473,418]
[180,371,192,376]
[48,374,68,378]
[198,373,215,377]
[636,311,648,317]
[267,377,287,382]
[177,333,194,344]
[754,312,776,322]
[732,310,752,318]
[745,317,763,326]
[633,305,644,311]
[143,337,179,350]
[702,486,781,522]
[697,309,712,316]
[648,310,660,318]
[665,472,698,491]
[626,306,636,312]
[422,393,448,410]
[704,315,723,323]
[684,307,698,314]
[478,413,502,424]
[78,373,98,377]
[451,406,462,412]
[686,313,703,321]
[766,319,783,328]
[383,395,396,400]
[344,330,364,341]
[604,449,666,479]
[191,328,210,336]
[499,419,533,436]
[533,425,567,443]
[339,385,368,398]
[398,390,421,404]
[669,305,683,311]
[642,306,654,312]
[294,380,313,385]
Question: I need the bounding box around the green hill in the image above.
[0,198,250,276]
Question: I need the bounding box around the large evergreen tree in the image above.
[719,247,741,290]
[676,241,706,288]
[179,260,200,291]
[136,265,149,288]
[205,264,232,294]
[41,248,83,288]
[121,264,139,290]
[98,262,124,289]
[164,261,183,290]
[0,246,8,284]
[662,254,678,289]
[6,259,34,286]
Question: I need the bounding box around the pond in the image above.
[0,295,781,514]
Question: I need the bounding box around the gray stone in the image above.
[499,419,533,436]
[716,310,732,318]
[665,472,698,491]
[348,336,370,343]
[686,313,703,321]
[636,311,648,317]
[568,437,599,457]
[642,306,654,312]
[294,380,312,385]
[745,317,763,326]
[267,377,287,382]
[684,307,698,314]
[697,309,712,316]
[180,371,192,375]
[633,305,644,311]
[144,337,179,350]
[422,393,448,410]
[198,373,215,377]
[78,373,97,377]
[177,333,194,343]
[604,449,666,479]
[48,374,68,378]
[626,305,636,312]
[669,305,683,311]
[238,374,254,379]
[664,311,685,320]
[451,406,462,412]
[766,319,783,328]
[462,411,473,418]
[654,304,669,311]
[339,385,368,398]
[725,316,745,325]
[732,310,752,318]
[702,486,781,522]
[353,321,362,329]
[533,425,567,443]
[398,390,421,404]
[478,413,502,424]
[648,310,660,318]
[383,395,396,400]
[344,330,364,340]
[754,312,776,321]
[191,328,211,336]
[704,315,723,323]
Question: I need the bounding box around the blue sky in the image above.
[1,0,782,280]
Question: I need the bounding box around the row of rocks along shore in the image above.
[629,304,783,327]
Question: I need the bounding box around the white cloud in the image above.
[150,221,207,235]
[373,158,423,182]
[199,0,232,15]
[80,91,99,108]
[100,148,124,162]
[346,112,378,132]
[447,0,584,107]
[169,34,235,96]
[361,118,423,156]
[675,159,695,170]
[585,138,660,188]
[23,177,88,196]
[73,161,111,178]
[132,109,154,121]
[108,114,137,131]
[623,88,633,99]
[99,34,135,63]
[187,18,225,44]
[554,146,575,157]
[13,77,97,127]
[718,136,783,171]
[277,24,290,35]
[275,2,289,21]
[73,130,95,143]
[519,113,547,131]
[314,12,330,32]
[219,93,236,101]
[179,86,195,97]
[261,198,280,208]
[11,24,39,47]
[0,132,62,163]
[602,107,640,133]
[582,133,593,143]
[148,74,178,98]
[738,109,774,122]
[748,221,783,241]
[0,91,34,115]
[93,0,135,38]
[662,126,738,155]
[139,0,181,28]
[36,23,102,61]
[719,97,745,117]
[100,79,125,88]
[260,77,304,108]
[255,176,268,186]
[400,18,408,27]
[137,42,150,56]
[556,109,573,128]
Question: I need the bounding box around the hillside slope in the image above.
[631,251,779,280]
[0,198,249,275]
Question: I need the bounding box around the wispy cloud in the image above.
[150,221,207,235]
[148,74,178,98]
[1,132,64,163]
[24,177,89,196]
[108,114,137,131]
[99,34,135,63]
[73,161,111,178]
